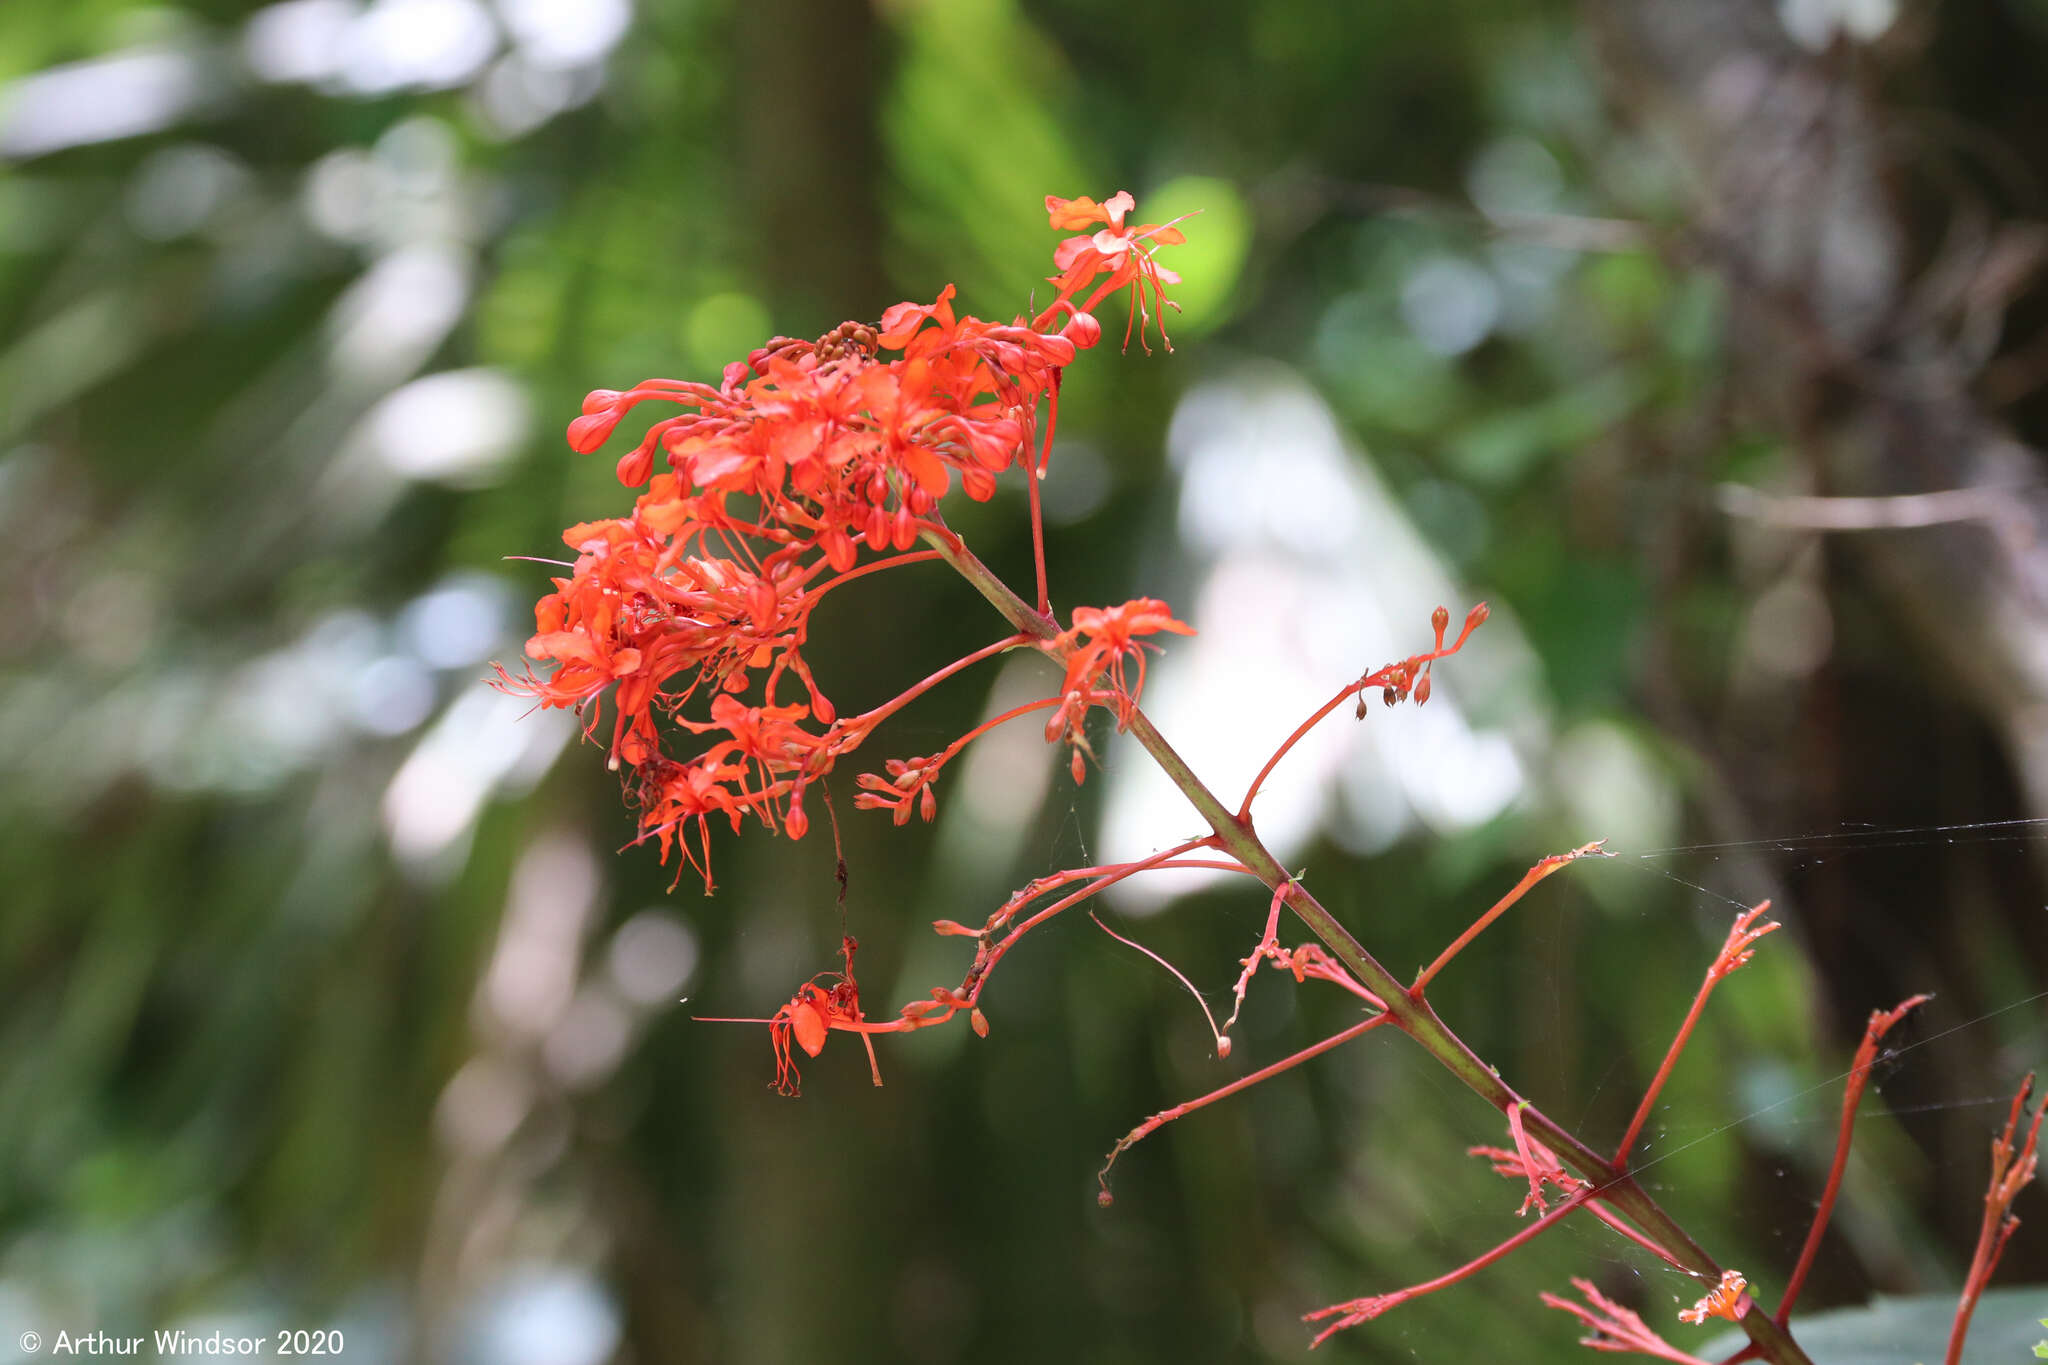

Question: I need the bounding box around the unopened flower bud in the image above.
[567,410,622,454]
[1466,601,1490,631]
[1414,671,1432,706]
[1216,1035,1232,1059]
[1071,748,1087,785]
[971,1008,989,1038]
[1432,604,1450,644]
[1097,1189,1114,1208]
[919,785,938,822]
[785,797,808,840]
[1063,311,1103,349]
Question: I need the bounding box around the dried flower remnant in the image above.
[1678,1270,1749,1326]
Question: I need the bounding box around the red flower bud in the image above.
[1063,311,1102,349]
[568,410,621,454]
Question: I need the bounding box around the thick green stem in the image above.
[923,522,1813,1365]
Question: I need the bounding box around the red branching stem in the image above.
[1777,994,1931,1324]
[964,837,1219,1004]
[1236,687,1357,820]
[798,547,944,600]
[1945,1071,2045,1365]
[1100,1013,1391,1207]
[1412,842,1608,992]
[1616,903,1780,1164]
[1235,605,1488,820]
[844,632,1033,731]
[927,533,1814,1365]
[1305,1187,1594,1347]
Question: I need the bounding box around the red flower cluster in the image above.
[499,193,1188,890]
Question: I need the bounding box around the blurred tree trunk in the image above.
[735,0,886,328]
[1590,0,2048,1289]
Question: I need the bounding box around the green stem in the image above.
[923,522,1814,1365]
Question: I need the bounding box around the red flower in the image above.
[1043,191,1188,351]
[1053,597,1194,727]
[498,192,1186,888]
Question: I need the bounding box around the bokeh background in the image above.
[4,0,2048,1361]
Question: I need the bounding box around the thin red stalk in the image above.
[1616,905,1778,1164]
[800,548,943,600]
[1583,1200,1690,1268]
[844,632,1032,731]
[1946,1073,2044,1365]
[966,837,1217,1002]
[1617,986,1717,1165]
[1238,685,1357,819]
[1778,995,1930,1324]
[1090,911,1228,1049]
[1026,385,1056,614]
[1100,1014,1390,1204]
[1305,1188,1594,1347]
[1236,616,1487,820]
[934,696,1064,761]
[1413,843,1606,991]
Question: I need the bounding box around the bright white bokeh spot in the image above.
[340,0,499,94]
[402,574,511,669]
[1553,721,1678,857]
[1401,256,1500,357]
[243,0,356,84]
[1466,135,1564,221]
[368,367,532,485]
[475,55,578,138]
[382,681,573,867]
[327,244,472,383]
[495,0,632,70]
[126,144,249,241]
[484,832,601,1036]
[458,1268,620,1365]
[352,654,437,735]
[1779,0,1898,49]
[1102,369,1536,911]
[607,910,700,1007]
[0,49,203,159]
[435,1055,532,1154]
[303,149,379,242]
[543,987,634,1089]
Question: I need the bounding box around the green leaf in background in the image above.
[1700,1289,2048,1365]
